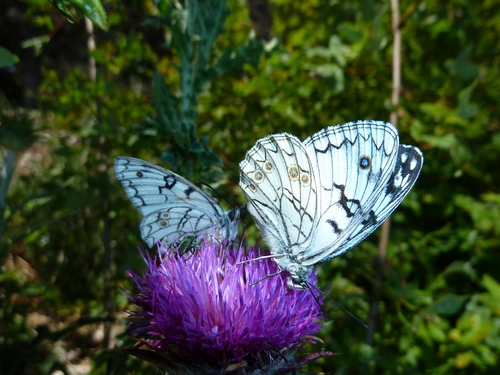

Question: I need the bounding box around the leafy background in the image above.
[1,0,499,374]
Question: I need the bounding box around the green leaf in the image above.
[445,45,479,81]
[48,0,78,24]
[337,22,365,44]
[49,0,108,31]
[482,274,500,302]
[457,80,479,119]
[0,47,19,69]
[427,294,467,316]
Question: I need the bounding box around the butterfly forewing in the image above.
[301,122,401,263]
[115,157,240,248]
[319,144,422,264]
[360,145,423,229]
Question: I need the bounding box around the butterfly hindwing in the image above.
[139,205,222,248]
[239,133,319,255]
[114,157,239,248]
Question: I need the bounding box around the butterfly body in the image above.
[239,121,423,288]
[115,157,240,248]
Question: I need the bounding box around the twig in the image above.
[85,16,112,349]
[0,149,15,257]
[363,0,401,369]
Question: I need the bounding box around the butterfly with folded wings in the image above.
[115,157,240,248]
[239,121,423,289]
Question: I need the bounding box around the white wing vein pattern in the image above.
[239,133,319,259]
[114,157,240,248]
[239,120,423,285]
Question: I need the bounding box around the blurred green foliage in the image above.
[1,0,500,374]
[49,0,108,30]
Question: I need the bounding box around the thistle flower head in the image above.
[125,241,333,373]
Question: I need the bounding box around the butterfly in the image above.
[239,121,423,288]
[114,156,241,248]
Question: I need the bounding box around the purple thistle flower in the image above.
[124,241,335,374]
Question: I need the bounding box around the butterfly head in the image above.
[227,207,240,223]
[287,275,307,290]
[222,207,241,242]
[274,258,313,290]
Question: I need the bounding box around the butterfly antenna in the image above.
[300,280,329,318]
[302,280,368,329]
[238,223,247,250]
[198,181,235,208]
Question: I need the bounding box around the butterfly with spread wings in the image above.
[239,121,423,288]
[115,156,240,248]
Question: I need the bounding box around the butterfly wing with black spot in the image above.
[300,121,423,265]
[114,157,240,248]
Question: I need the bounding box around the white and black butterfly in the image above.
[239,121,423,288]
[114,156,240,248]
